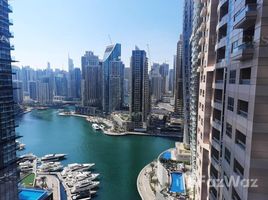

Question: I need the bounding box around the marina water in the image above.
[17,109,177,200]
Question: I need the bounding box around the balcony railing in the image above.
[233,4,257,29]
[236,139,246,150]
[232,43,254,61]
[239,79,250,85]
[237,110,248,118]
[215,80,224,84]
[214,98,222,104]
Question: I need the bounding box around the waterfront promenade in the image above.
[137,163,156,200]
[59,112,181,138]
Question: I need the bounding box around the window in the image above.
[224,147,231,164]
[229,70,236,84]
[212,128,220,143]
[235,130,246,150]
[237,100,248,118]
[239,67,251,85]
[233,159,244,178]
[227,97,234,111]
[226,123,232,138]
[231,40,239,53]
[232,187,241,200]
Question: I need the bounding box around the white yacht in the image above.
[71,181,99,194]
[20,153,36,161]
[38,162,63,172]
[92,124,101,130]
[66,173,99,187]
[41,154,66,161]
[67,163,95,172]
[19,165,33,172]
[100,125,105,130]
[19,161,33,167]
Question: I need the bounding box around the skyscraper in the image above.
[150,63,163,103]
[68,56,76,99]
[0,0,19,198]
[73,68,81,99]
[29,81,38,100]
[182,0,193,149]
[102,44,124,114]
[159,63,169,94]
[130,47,150,128]
[174,35,183,121]
[81,51,102,109]
[195,0,268,199]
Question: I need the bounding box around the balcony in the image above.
[217,14,228,30]
[9,18,13,25]
[8,5,13,13]
[218,0,229,12]
[215,36,227,50]
[233,4,257,30]
[231,43,254,61]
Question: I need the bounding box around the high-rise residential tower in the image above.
[68,56,76,99]
[130,47,150,128]
[0,0,19,198]
[182,0,193,148]
[174,35,184,121]
[102,44,124,114]
[81,51,102,109]
[195,0,268,200]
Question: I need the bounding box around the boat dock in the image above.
[57,172,73,200]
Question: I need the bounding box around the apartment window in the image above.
[211,146,220,163]
[235,130,246,150]
[237,100,248,118]
[229,70,236,84]
[226,123,232,138]
[212,128,220,144]
[233,159,244,178]
[215,69,224,83]
[210,165,219,179]
[213,109,221,124]
[239,67,251,85]
[214,89,223,103]
[232,187,241,200]
[227,97,234,111]
[224,147,231,164]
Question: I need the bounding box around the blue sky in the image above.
[12,0,182,70]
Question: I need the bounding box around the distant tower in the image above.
[174,35,184,122]
[130,47,150,128]
[68,56,76,99]
[81,51,102,108]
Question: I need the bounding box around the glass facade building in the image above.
[0,0,19,199]
[102,44,124,114]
